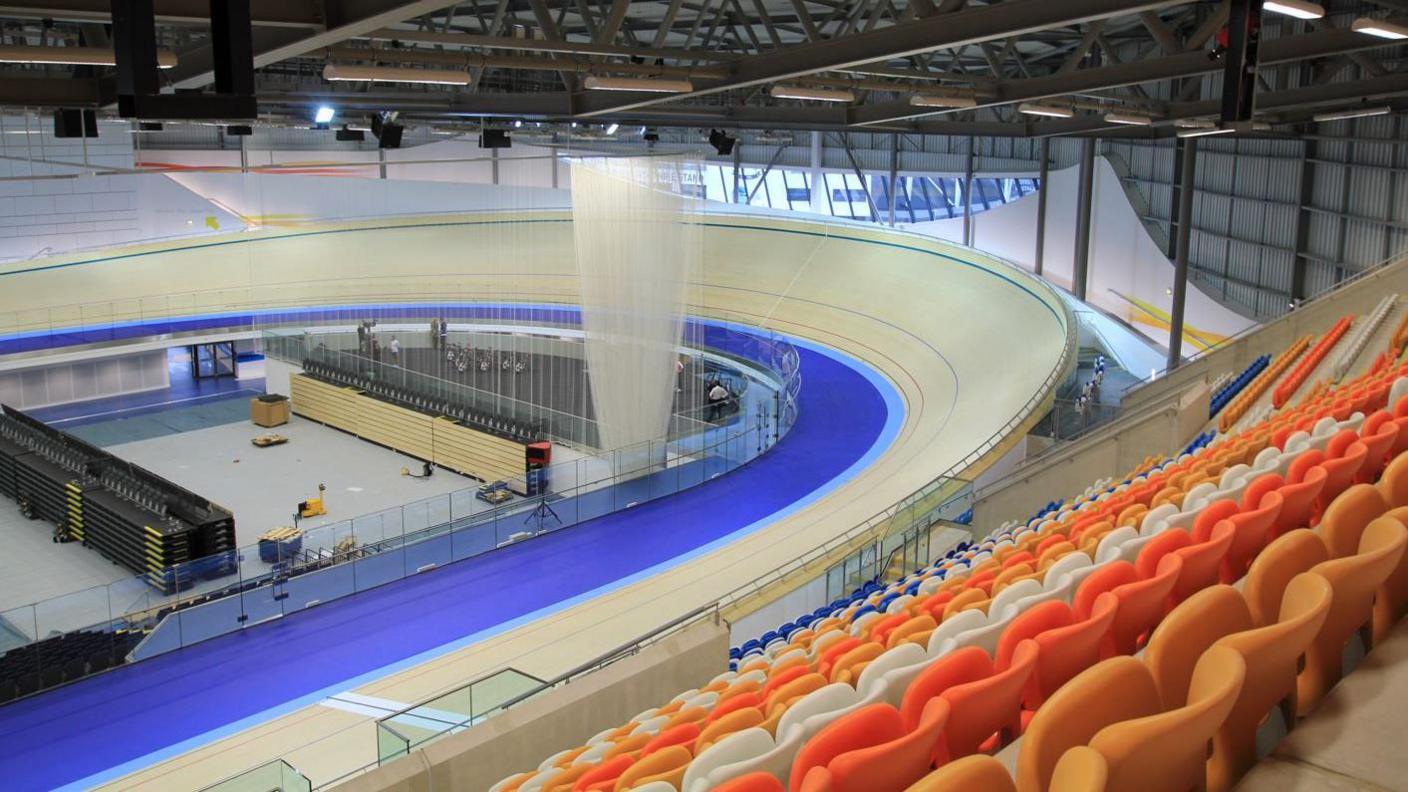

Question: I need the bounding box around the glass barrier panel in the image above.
[199,759,312,792]
[376,722,412,765]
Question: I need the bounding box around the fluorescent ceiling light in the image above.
[1017,102,1074,118]
[1352,17,1408,39]
[909,94,978,108]
[582,75,694,93]
[1173,118,1216,129]
[1262,0,1325,20]
[323,64,469,85]
[1312,105,1391,122]
[314,106,336,124]
[1104,112,1153,126]
[1176,126,1235,138]
[0,44,176,68]
[769,85,856,102]
[605,122,619,135]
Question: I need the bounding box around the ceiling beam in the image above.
[0,0,323,28]
[571,0,1187,117]
[170,0,466,89]
[852,25,1408,126]
[0,75,106,106]
[359,28,739,61]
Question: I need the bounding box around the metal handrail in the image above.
[713,277,1076,618]
[4,210,1076,788]
[336,218,1078,783]
[366,602,722,773]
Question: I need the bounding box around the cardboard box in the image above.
[251,396,290,427]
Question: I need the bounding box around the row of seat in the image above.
[1390,299,1408,356]
[1210,355,1268,419]
[489,321,1408,792]
[1332,295,1397,382]
[1273,316,1352,409]
[1219,335,1308,432]
[891,472,1408,791]
[0,628,142,703]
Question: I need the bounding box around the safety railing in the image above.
[342,230,1077,785]
[374,667,546,764]
[368,604,721,772]
[197,759,312,792]
[0,209,1068,789]
[0,310,799,704]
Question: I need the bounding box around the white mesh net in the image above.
[570,156,701,456]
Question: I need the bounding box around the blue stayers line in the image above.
[58,327,905,792]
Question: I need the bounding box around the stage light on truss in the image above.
[1262,0,1324,19]
[1176,125,1236,138]
[768,85,855,102]
[1017,102,1074,118]
[1104,112,1153,126]
[0,44,176,68]
[322,64,470,85]
[1352,17,1408,39]
[908,93,978,108]
[583,75,694,93]
[1312,105,1391,122]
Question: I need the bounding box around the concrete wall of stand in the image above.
[971,383,1211,530]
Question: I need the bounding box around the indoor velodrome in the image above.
[3,3,1408,792]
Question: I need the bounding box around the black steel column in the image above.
[1035,137,1049,276]
[1168,138,1198,371]
[962,140,975,245]
[888,133,899,227]
[1072,137,1096,301]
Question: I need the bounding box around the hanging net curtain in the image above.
[570,155,702,459]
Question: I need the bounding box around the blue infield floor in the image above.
[0,334,901,791]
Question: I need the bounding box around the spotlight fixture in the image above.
[768,85,856,102]
[1262,0,1325,19]
[1351,17,1408,39]
[1104,112,1153,126]
[371,113,403,148]
[0,44,176,68]
[1312,105,1391,122]
[755,131,794,144]
[513,119,523,128]
[313,106,336,125]
[708,128,736,156]
[909,94,978,108]
[605,122,620,135]
[322,64,470,85]
[582,75,694,93]
[479,128,511,149]
[1176,126,1236,138]
[1017,102,1074,118]
[53,109,97,139]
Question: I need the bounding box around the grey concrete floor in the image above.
[105,415,483,547]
